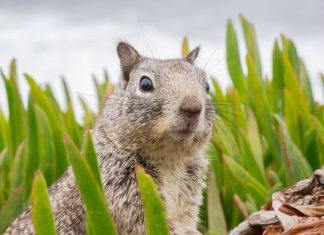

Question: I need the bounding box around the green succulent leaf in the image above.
[31,170,57,235]
[135,165,170,235]
[226,19,246,101]
[64,134,117,235]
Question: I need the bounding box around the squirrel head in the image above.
[99,42,215,157]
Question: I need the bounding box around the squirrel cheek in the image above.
[151,118,173,136]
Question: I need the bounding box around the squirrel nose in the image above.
[179,97,202,121]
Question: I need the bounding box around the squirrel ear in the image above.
[185,46,200,64]
[117,42,141,83]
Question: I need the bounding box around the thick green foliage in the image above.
[0,65,111,233]
[207,16,324,234]
[0,16,323,235]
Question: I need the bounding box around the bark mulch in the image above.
[229,169,324,235]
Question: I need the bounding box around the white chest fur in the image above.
[157,157,207,229]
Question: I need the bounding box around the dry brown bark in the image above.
[229,169,324,235]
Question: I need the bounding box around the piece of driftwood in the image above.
[229,169,324,235]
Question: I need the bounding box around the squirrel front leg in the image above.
[164,187,203,235]
[166,201,202,235]
[168,221,202,235]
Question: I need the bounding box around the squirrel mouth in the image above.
[176,129,192,135]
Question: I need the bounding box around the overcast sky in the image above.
[0,0,323,116]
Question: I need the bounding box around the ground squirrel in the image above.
[5,42,215,235]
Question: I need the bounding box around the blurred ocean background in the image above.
[0,0,323,117]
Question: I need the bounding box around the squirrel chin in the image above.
[168,129,196,142]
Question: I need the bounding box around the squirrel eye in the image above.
[206,81,210,93]
[140,76,154,92]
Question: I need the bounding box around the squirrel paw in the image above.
[171,228,202,235]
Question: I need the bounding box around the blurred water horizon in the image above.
[0,0,323,117]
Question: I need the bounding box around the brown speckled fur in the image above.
[4,42,215,235]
